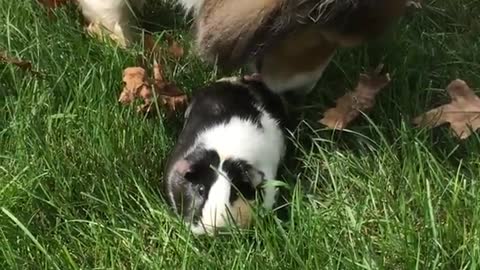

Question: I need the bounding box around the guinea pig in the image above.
[164,76,287,235]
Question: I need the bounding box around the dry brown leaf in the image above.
[118,67,150,105]
[160,93,188,114]
[166,35,184,59]
[152,60,188,113]
[1,51,41,75]
[119,60,187,115]
[153,59,165,85]
[319,65,391,129]
[37,0,71,8]
[0,52,32,70]
[158,82,184,97]
[142,34,185,63]
[37,0,73,18]
[143,33,162,57]
[413,79,480,139]
[119,35,187,114]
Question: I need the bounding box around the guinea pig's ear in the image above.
[172,159,192,178]
[172,150,220,184]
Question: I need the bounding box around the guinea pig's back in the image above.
[164,79,287,184]
[183,79,286,140]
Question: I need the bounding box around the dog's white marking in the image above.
[176,0,205,13]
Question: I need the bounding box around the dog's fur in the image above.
[77,0,409,91]
[180,0,409,93]
[78,0,145,47]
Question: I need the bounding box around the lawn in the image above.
[1,0,480,269]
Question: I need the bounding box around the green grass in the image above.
[1,0,480,269]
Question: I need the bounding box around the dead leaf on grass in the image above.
[319,64,391,130]
[414,79,480,139]
[119,59,187,115]
[165,35,185,59]
[159,91,188,114]
[120,33,187,114]
[37,0,72,8]
[152,60,187,113]
[143,33,163,58]
[118,67,149,105]
[1,51,41,75]
[37,0,74,18]
[153,59,165,84]
[142,34,185,60]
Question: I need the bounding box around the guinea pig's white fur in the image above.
[188,104,284,234]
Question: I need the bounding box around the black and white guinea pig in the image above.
[164,76,287,235]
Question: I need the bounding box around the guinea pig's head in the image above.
[166,148,265,235]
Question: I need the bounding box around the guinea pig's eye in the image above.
[198,185,206,197]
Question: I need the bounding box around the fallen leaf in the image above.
[37,0,71,8]
[37,0,73,18]
[0,53,32,70]
[319,65,391,129]
[160,92,188,113]
[118,67,150,105]
[152,59,188,114]
[159,83,185,97]
[153,59,165,85]
[0,51,41,75]
[143,33,162,57]
[166,35,184,59]
[413,79,480,139]
[119,60,187,115]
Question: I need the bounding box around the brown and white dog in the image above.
[182,0,412,94]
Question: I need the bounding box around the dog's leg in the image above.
[78,0,144,47]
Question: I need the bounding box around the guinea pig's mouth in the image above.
[188,222,217,235]
[186,220,239,236]
[185,199,255,235]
